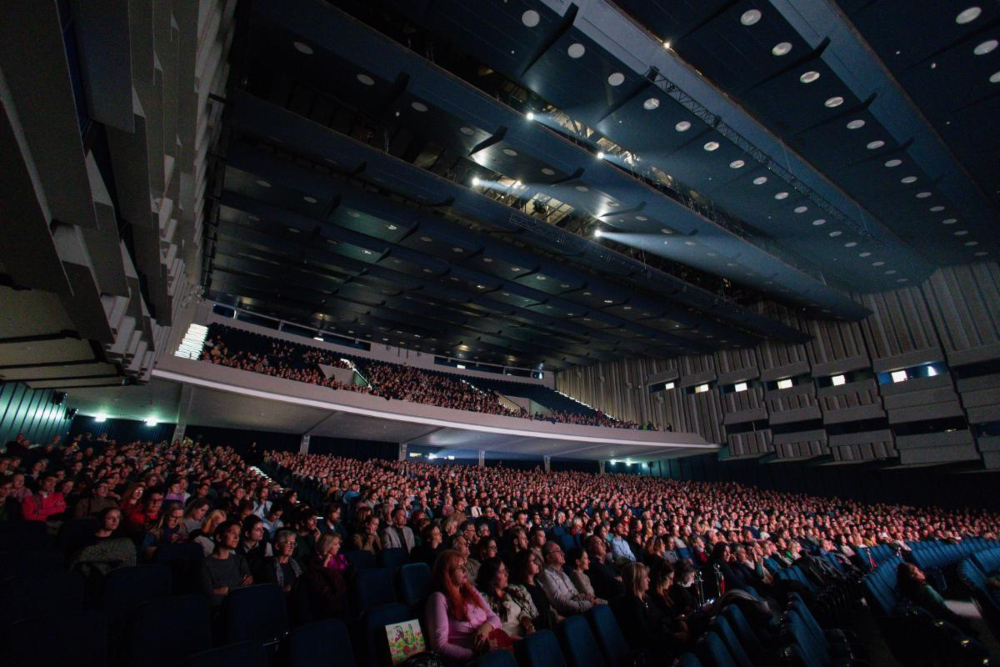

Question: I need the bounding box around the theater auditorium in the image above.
[1,1,999,666]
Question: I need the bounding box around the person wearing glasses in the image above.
[477,557,538,639]
[539,542,604,616]
[425,549,504,662]
[140,502,188,559]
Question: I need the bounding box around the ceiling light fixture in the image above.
[884,159,902,167]
[846,119,865,130]
[526,111,535,121]
[774,192,789,200]
[974,39,997,55]
[991,71,1000,84]
[901,176,917,184]
[575,185,589,192]
[794,206,808,213]
[824,96,844,108]
[729,159,745,169]
[771,42,792,56]
[867,140,885,150]
[293,42,313,55]
[916,191,932,198]
[675,121,691,132]
[459,126,474,136]
[356,73,375,86]
[608,72,625,86]
[812,219,826,226]
[829,231,842,237]
[703,141,720,151]
[942,218,957,225]
[471,177,481,186]
[541,167,555,175]
[596,151,605,160]
[753,176,768,185]
[800,71,820,84]
[567,43,585,58]
[303,196,317,203]
[502,148,518,156]
[594,229,603,238]
[643,98,660,110]
[411,101,428,112]
[521,9,540,27]
[741,9,762,25]
[956,7,982,24]
[255,180,271,188]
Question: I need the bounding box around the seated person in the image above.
[566,546,604,605]
[585,534,625,601]
[140,502,188,558]
[260,529,302,593]
[0,476,22,521]
[425,549,504,663]
[476,557,538,639]
[411,523,446,568]
[22,472,67,521]
[301,533,347,619]
[194,509,228,557]
[71,479,117,519]
[615,562,684,662]
[897,563,977,636]
[350,514,383,556]
[200,520,253,607]
[70,507,137,574]
[539,542,603,616]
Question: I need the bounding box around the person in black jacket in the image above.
[585,535,625,601]
[613,562,682,663]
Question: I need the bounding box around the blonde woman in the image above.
[195,509,227,557]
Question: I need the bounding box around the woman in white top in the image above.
[476,557,538,638]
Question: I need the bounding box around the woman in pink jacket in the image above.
[425,549,504,663]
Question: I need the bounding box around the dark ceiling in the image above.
[202,0,998,371]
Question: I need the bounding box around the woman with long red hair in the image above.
[426,549,504,662]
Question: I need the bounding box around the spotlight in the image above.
[472,176,481,186]
[526,111,535,121]
[513,180,523,188]
[596,151,605,160]
[594,229,604,238]
[663,41,671,49]
[94,414,107,423]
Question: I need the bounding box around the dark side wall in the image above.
[0,382,73,449]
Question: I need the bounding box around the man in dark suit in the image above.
[586,534,625,601]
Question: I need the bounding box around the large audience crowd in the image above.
[3,430,998,664]
[199,325,649,430]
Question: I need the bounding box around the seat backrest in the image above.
[585,603,631,667]
[557,615,608,667]
[467,650,519,667]
[286,619,356,667]
[221,583,290,644]
[361,603,411,667]
[129,595,212,667]
[0,571,84,624]
[398,562,432,610]
[712,616,753,667]
[676,654,703,667]
[1,609,107,667]
[700,631,736,667]
[183,641,267,667]
[378,548,408,574]
[0,548,63,577]
[787,609,828,667]
[353,568,397,615]
[103,564,173,629]
[517,629,568,667]
[722,605,765,663]
[56,518,99,553]
[346,550,377,572]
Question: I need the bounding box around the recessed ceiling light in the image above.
[753,176,768,185]
[661,228,673,234]
[452,247,464,252]
[794,206,808,213]
[362,249,372,255]
[867,140,885,150]
[824,96,844,108]
[608,72,625,86]
[347,211,360,218]
[774,192,789,200]
[729,159,745,169]
[991,71,1000,84]
[387,224,397,231]
[459,126,474,136]
[965,241,979,246]
[703,141,720,151]
[541,167,556,176]
[957,7,983,24]
[303,196,317,203]
[741,9,762,25]
[975,251,989,256]
[255,180,271,188]
[884,159,902,167]
[603,299,613,304]
[845,241,857,248]
[293,42,314,55]
[885,270,896,275]
[567,43,586,58]
[846,119,865,130]
[419,236,432,242]
[596,151,606,160]
[916,191,932,198]
[897,278,909,283]
[859,252,871,257]
[357,73,375,86]
[643,98,660,110]
[812,219,826,226]
[536,275,546,281]
[289,227,301,233]
[575,185,589,192]
[675,121,691,132]
[636,215,648,221]
[771,42,793,57]
[829,230,842,237]
[411,101,428,112]
[954,230,969,236]
[684,241,696,246]
[974,39,998,56]
[873,261,885,266]
[800,71,820,84]
[502,148,518,156]
[901,176,917,184]
[522,9,540,27]
[930,205,945,212]
[942,218,957,225]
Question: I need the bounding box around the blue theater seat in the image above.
[285,619,356,667]
[700,631,738,667]
[585,603,631,667]
[0,548,64,577]
[676,654,703,667]
[220,583,290,645]
[378,547,408,574]
[468,650,519,667]
[352,567,397,616]
[1,609,107,667]
[516,629,568,667]
[346,550,377,573]
[711,616,752,667]
[129,594,212,667]
[398,562,432,611]
[183,641,267,667]
[556,615,608,667]
[360,603,411,667]
[103,563,173,639]
[0,571,84,624]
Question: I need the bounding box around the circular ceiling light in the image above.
[794,206,808,213]
[608,72,625,86]
[419,236,432,242]
[901,176,917,184]
[567,43,586,59]
[289,227,301,233]
[991,71,1000,83]
[729,159,745,169]
[916,191,932,198]
[502,148,518,156]
[774,192,789,200]
[535,275,546,280]
[824,96,844,108]
[845,241,857,248]
[771,42,793,56]
[846,119,866,130]
[293,42,314,55]
[741,9,762,26]
[897,278,909,283]
[812,219,826,226]
[965,241,979,246]
[541,167,555,175]
[930,205,945,212]
[974,39,998,55]
[596,151,605,160]
[452,247,464,253]
[643,98,660,110]
[459,126,474,136]
[661,228,672,234]
[942,218,957,225]
[607,200,620,207]
[829,230,842,237]
[387,224,397,231]
[357,73,375,86]
[411,101,428,112]
[575,185,589,192]
[884,159,902,167]
[704,141,720,151]
[885,270,897,275]
[303,196,318,204]
[975,251,989,256]
[636,215,648,221]
[675,121,691,132]
[954,230,969,236]
[753,176,768,185]
[347,211,361,218]
[521,9,540,27]
[873,261,885,266]
[867,140,885,150]
[255,179,271,188]
[800,70,820,84]
[684,241,696,246]
[859,252,871,257]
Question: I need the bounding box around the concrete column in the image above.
[299,434,310,454]
[599,460,606,475]
[543,455,551,473]
[478,449,485,468]
[399,443,408,461]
